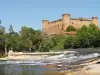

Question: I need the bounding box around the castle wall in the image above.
[48,20,62,27]
[70,19,92,29]
[46,20,63,35]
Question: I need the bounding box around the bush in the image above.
[66,25,76,32]
[51,35,66,50]
[64,36,74,49]
[39,38,53,52]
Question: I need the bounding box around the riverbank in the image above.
[64,58,100,75]
[44,58,100,75]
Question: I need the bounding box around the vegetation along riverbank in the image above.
[0,23,100,54]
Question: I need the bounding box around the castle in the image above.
[42,14,98,36]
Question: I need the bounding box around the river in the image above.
[0,48,100,75]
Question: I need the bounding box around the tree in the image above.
[66,25,76,32]
[7,25,19,51]
[32,30,42,51]
[51,35,66,50]
[76,24,99,48]
[76,25,91,48]
[0,26,6,55]
[19,26,42,52]
[39,38,53,52]
[19,26,32,51]
[9,25,14,34]
[64,36,74,49]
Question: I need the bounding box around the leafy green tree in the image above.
[19,26,32,51]
[72,36,81,48]
[9,25,14,34]
[32,30,42,51]
[52,35,66,50]
[76,24,99,48]
[7,25,19,51]
[76,25,91,48]
[19,26,42,52]
[66,25,76,32]
[88,24,100,47]
[0,26,5,53]
[39,38,53,52]
[64,36,74,49]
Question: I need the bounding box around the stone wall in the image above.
[46,20,63,36]
[70,19,92,29]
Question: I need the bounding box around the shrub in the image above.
[66,25,76,32]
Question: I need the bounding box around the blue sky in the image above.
[0,0,100,32]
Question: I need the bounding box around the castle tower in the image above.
[92,17,98,27]
[42,20,49,35]
[62,14,70,31]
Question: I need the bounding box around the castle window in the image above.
[72,22,74,24]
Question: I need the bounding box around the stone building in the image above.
[42,14,98,36]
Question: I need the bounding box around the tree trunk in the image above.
[5,47,7,56]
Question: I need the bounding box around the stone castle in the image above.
[42,14,98,36]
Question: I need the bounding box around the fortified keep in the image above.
[42,14,98,36]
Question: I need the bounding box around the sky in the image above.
[0,0,100,32]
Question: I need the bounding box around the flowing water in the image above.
[0,48,100,75]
